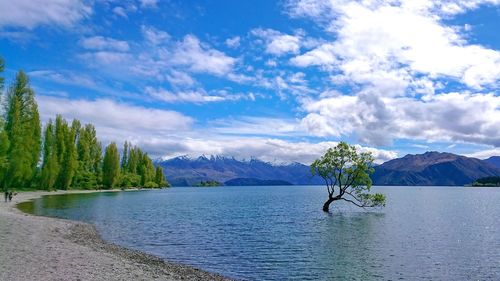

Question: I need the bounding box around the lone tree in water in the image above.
[311,142,386,212]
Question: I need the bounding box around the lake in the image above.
[19,186,500,280]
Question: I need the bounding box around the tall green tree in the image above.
[121,141,129,171]
[59,120,79,189]
[54,115,67,188]
[139,153,155,186]
[0,123,9,187]
[0,57,9,187]
[126,146,141,174]
[40,120,59,190]
[4,71,41,188]
[102,142,120,189]
[74,123,100,188]
[154,166,168,187]
[311,142,386,212]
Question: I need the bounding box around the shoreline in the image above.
[0,190,231,281]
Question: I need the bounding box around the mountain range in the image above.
[156,152,500,187]
[371,152,500,186]
[156,155,323,186]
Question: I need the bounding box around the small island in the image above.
[472,176,500,187]
[194,180,222,187]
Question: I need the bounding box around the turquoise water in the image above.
[20,186,500,280]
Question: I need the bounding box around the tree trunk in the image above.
[323,197,335,212]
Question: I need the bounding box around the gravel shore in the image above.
[0,190,231,281]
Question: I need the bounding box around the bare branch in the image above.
[341,198,368,208]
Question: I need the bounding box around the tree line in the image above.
[0,57,169,191]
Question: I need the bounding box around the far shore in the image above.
[0,189,230,281]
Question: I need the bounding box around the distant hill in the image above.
[372,152,500,186]
[472,176,500,187]
[158,152,500,187]
[225,178,293,186]
[156,155,323,186]
[484,156,500,168]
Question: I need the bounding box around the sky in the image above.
[0,0,499,164]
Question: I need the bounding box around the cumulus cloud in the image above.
[0,0,91,29]
[165,70,196,86]
[467,148,500,160]
[251,28,302,56]
[37,95,194,142]
[289,0,500,89]
[285,0,500,147]
[225,36,241,48]
[171,35,236,75]
[301,91,500,146]
[141,25,170,45]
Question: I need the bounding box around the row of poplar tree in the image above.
[0,57,168,190]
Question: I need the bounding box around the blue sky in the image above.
[1,0,499,163]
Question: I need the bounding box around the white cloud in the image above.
[140,137,398,164]
[301,91,500,146]
[165,70,196,86]
[37,95,193,142]
[112,7,128,18]
[171,35,236,75]
[289,0,500,90]
[251,28,302,56]
[144,87,255,104]
[286,0,500,148]
[29,70,96,88]
[139,0,158,8]
[145,87,226,103]
[80,51,132,65]
[467,148,500,160]
[0,0,91,29]
[225,36,241,48]
[141,25,170,45]
[80,36,130,52]
[290,43,336,67]
[209,116,304,137]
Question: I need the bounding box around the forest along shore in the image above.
[0,190,230,281]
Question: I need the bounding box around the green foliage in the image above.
[0,126,9,187]
[311,142,386,212]
[119,172,141,188]
[472,176,500,187]
[139,153,155,186]
[58,119,79,189]
[4,71,41,189]
[0,59,168,191]
[143,181,159,188]
[154,166,169,187]
[102,143,120,189]
[0,57,8,189]
[121,141,129,171]
[126,146,142,174]
[194,180,221,187]
[41,121,59,190]
[73,124,101,189]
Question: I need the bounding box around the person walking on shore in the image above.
[4,190,7,202]
[8,191,13,202]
